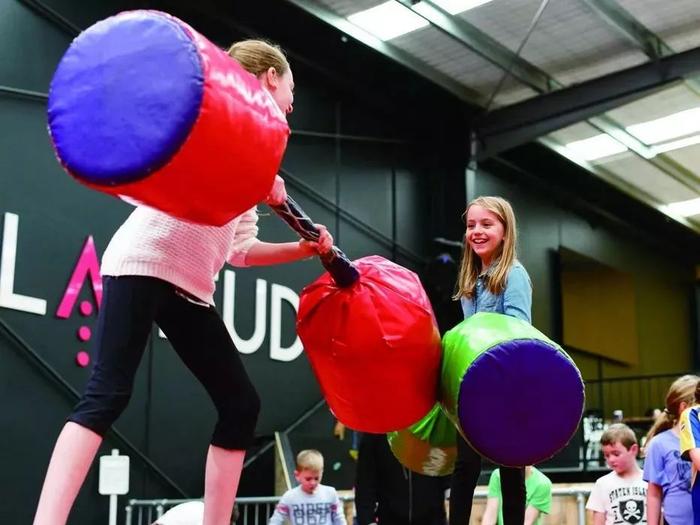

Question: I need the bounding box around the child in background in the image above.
[481,466,552,525]
[586,424,647,525]
[268,449,346,525]
[449,196,532,525]
[679,380,700,525]
[643,375,697,525]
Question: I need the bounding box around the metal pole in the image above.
[577,492,585,525]
[598,357,605,418]
[109,494,117,525]
[466,131,478,204]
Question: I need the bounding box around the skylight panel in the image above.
[651,133,700,155]
[661,197,700,218]
[627,107,700,145]
[428,0,494,15]
[565,134,628,161]
[348,1,429,41]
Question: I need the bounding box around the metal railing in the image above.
[584,372,688,419]
[125,495,354,525]
[125,487,592,525]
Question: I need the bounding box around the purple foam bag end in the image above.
[48,11,204,185]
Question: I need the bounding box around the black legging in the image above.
[449,437,525,525]
[69,275,260,449]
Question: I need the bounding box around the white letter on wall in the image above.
[223,270,266,354]
[269,283,303,362]
[0,213,47,315]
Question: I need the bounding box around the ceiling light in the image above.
[428,0,494,15]
[565,134,628,161]
[348,1,429,41]
[627,107,700,145]
[651,133,700,154]
[661,197,700,218]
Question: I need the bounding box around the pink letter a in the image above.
[56,236,103,319]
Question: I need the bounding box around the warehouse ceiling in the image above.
[286,0,700,233]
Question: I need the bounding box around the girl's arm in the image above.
[244,239,319,266]
[646,482,662,525]
[523,505,541,525]
[586,483,606,525]
[268,492,291,525]
[591,511,606,525]
[228,175,332,267]
[503,265,532,322]
[331,489,347,525]
[480,497,498,525]
[690,448,700,471]
[239,221,333,266]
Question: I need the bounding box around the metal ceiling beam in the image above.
[582,0,666,58]
[476,46,700,155]
[399,0,700,220]
[582,0,700,94]
[587,114,700,195]
[284,0,486,105]
[396,0,690,172]
[293,0,687,175]
[476,44,700,195]
[290,0,700,228]
[395,0,555,93]
[397,0,700,199]
[540,136,700,234]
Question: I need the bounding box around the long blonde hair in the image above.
[227,39,289,77]
[644,374,700,449]
[453,196,518,299]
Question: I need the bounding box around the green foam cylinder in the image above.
[440,312,585,466]
[387,403,457,476]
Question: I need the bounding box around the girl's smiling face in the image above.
[466,204,505,267]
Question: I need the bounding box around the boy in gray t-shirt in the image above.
[269,450,346,525]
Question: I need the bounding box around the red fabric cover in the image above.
[298,255,442,433]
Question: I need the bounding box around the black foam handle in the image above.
[270,196,360,287]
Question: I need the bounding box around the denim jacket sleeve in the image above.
[460,295,474,319]
[503,264,532,323]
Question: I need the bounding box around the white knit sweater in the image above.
[101,206,259,305]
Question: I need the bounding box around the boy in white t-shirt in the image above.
[268,449,346,525]
[586,423,648,525]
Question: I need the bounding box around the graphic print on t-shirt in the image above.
[290,502,337,525]
[618,499,644,523]
[674,449,692,484]
[608,485,646,524]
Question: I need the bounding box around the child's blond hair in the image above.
[296,449,324,472]
[644,374,700,451]
[227,40,290,77]
[453,196,519,300]
[601,423,637,450]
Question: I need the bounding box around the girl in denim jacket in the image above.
[448,196,532,525]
